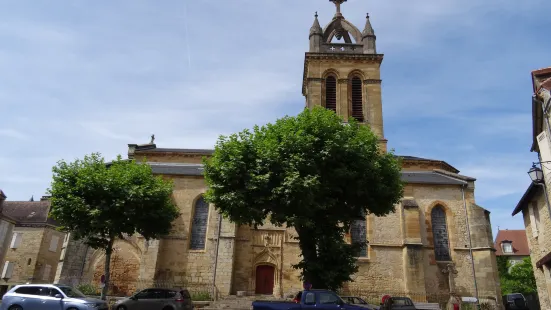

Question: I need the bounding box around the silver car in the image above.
[113,288,193,310]
[0,284,108,310]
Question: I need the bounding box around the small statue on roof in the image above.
[150,134,155,144]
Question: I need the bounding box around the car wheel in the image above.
[8,306,24,310]
[117,306,128,310]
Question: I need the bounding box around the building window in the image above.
[10,232,22,249]
[502,242,513,253]
[350,213,367,257]
[190,195,209,250]
[431,206,451,261]
[350,76,364,122]
[325,76,337,112]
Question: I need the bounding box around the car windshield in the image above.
[57,286,86,298]
[392,298,413,306]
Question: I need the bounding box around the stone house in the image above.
[0,190,17,292]
[55,0,501,306]
[0,196,66,293]
[512,67,551,310]
[494,230,530,269]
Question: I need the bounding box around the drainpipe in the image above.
[212,212,223,301]
[461,184,480,310]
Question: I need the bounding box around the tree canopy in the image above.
[498,256,537,295]
[49,153,179,299]
[203,106,404,290]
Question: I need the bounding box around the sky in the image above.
[1,0,550,238]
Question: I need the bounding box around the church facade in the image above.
[55,0,501,305]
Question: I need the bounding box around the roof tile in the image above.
[494,230,530,256]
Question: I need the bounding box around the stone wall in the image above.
[2,227,45,285]
[35,227,66,283]
[0,219,14,268]
[54,234,90,286]
[522,191,551,310]
[154,175,219,287]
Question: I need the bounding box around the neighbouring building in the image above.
[55,0,501,306]
[0,196,66,292]
[512,67,551,310]
[0,190,16,296]
[494,230,530,268]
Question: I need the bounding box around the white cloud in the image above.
[0,129,29,140]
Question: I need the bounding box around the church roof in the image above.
[130,145,465,178]
[140,161,468,186]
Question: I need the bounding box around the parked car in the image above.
[0,283,108,310]
[113,288,193,310]
[253,289,365,310]
[341,296,380,310]
[380,297,416,310]
[503,293,528,310]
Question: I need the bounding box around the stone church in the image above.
[55,0,501,305]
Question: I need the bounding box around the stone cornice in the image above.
[16,223,57,229]
[302,52,384,96]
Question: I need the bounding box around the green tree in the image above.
[49,154,179,300]
[203,107,404,290]
[499,257,537,295]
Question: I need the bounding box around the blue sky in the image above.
[1,0,550,238]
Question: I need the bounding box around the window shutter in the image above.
[537,131,551,183]
[0,222,8,248]
[325,76,337,112]
[43,264,52,281]
[1,261,14,279]
[49,236,59,252]
[10,232,22,249]
[351,77,364,122]
[529,203,539,238]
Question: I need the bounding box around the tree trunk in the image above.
[295,225,325,289]
[100,237,115,301]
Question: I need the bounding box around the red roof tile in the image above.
[494,230,530,256]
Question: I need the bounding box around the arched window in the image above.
[350,212,367,257]
[325,76,337,112]
[190,195,209,250]
[431,206,451,261]
[350,77,364,122]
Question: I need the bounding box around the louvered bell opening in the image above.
[325,76,337,112]
[351,77,364,122]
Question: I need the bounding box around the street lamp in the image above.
[528,162,551,221]
[528,164,544,183]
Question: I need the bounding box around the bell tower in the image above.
[303,0,386,151]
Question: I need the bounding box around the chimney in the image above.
[0,190,6,213]
[40,195,51,201]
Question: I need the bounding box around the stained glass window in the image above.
[431,206,451,261]
[190,196,209,250]
[350,215,367,257]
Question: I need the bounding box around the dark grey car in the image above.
[0,284,108,310]
[113,288,193,310]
